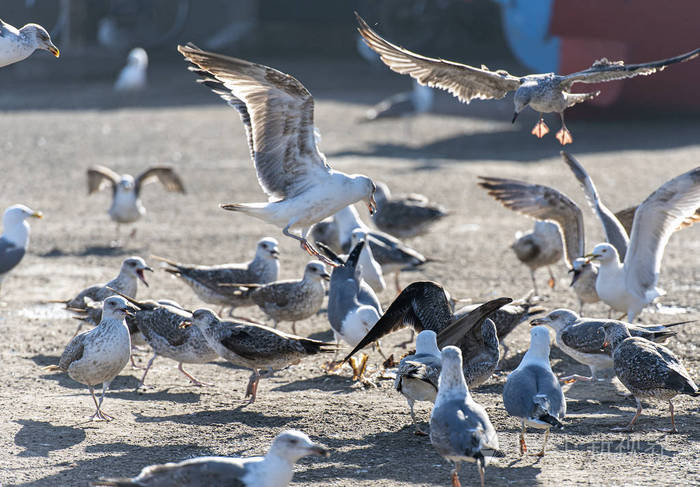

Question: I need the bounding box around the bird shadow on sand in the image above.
[38,245,144,258]
[271,373,361,396]
[110,387,201,404]
[38,371,142,391]
[13,420,86,457]
[132,408,303,428]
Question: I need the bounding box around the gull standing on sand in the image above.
[510,221,563,296]
[599,322,698,433]
[0,18,59,67]
[0,205,42,293]
[87,165,186,240]
[154,237,280,317]
[248,261,329,335]
[586,166,700,321]
[47,296,135,420]
[91,429,329,487]
[531,309,686,383]
[430,346,499,487]
[503,326,565,456]
[182,309,336,402]
[371,181,449,239]
[114,47,148,92]
[178,44,376,265]
[356,14,700,145]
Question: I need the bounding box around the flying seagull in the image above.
[0,18,59,67]
[87,165,185,240]
[356,13,700,145]
[585,166,700,321]
[91,429,329,486]
[178,43,376,266]
[0,204,42,293]
[599,322,698,433]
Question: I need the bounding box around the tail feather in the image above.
[298,338,339,355]
[539,413,564,430]
[219,202,269,219]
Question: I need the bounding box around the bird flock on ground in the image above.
[1,12,699,487]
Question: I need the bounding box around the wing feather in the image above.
[87,166,120,195]
[135,167,186,195]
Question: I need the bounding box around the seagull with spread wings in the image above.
[356,13,700,145]
[87,165,185,240]
[178,44,376,266]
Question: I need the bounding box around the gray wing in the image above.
[0,238,25,274]
[437,298,512,348]
[479,176,583,267]
[558,48,700,88]
[67,285,105,309]
[123,456,247,487]
[366,233,426,268]
[135,167,186,196]
[504,365,565,419]
[178,44,331,200]
[560,321,607,354]
[560,151,629,258]
[616,205,700,237]
[87,166,120,196]
[251,281,297,309]
[219,322,334,360]
[58,334,86,371]
[136,308,191,347]
[356,14,521,104]
[624,167,700,298]
[432,398,499,459]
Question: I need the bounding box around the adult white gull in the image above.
[356,13,700,145]
[178,44,376,265]
[114,47,148,92]
[0,18,59,67]
[0,204,42,293]
[586,166,700,321]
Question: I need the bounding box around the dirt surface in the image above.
[1,58,699,487]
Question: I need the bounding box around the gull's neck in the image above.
[2,220,30,248]
[436,365,470,404]
[519,341,551,370]
[252,452,294,487]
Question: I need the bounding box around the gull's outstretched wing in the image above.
[178,44,331,200]
[560,151,629,258]
[559,47,700,88]
[356,14,521,104]
[616,205,700,236]
[624,167,700,299]
[478,176,583,268]
[135,167,186,195]
[87,166,120,195]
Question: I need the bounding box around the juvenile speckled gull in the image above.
[0,205,42,292]
[430,346,499,487]
[0,18,59,67]
[599,322,699,433]
[178,43,376,265]
[511,221,563,297]
[586,166,700,321]
[91,429,329,487]
[531,309,687,383]
[153,237,279,317]
[46,296,135,421]
[356,14,700,145]
[503,326,565,456]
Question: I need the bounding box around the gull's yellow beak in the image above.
[31,211,43,219]
[48,44,60,58]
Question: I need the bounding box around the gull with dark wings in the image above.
[356,13,700,145]
[178,44,376,266]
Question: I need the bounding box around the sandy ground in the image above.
[0,58,699,487]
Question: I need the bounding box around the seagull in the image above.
[0,204,42,293]
[87,165,186,240]
[249,261,330,335]
[356,13,700,145]
[394,329,441,435]
[513,221,564,295]
[343,281,511,387]
[430,346,499,487]
[152,237,280,317]
[0,18,59,68]
[45,296,135,421]
[310,218,340,253]
[114,47,148,92]
[599,322,698,433]
[105,291,218,389]
[182,308,336,402]
[503,326,565,457]
[178,43,376,266]
[585,166,700,321]
[91,429,329,487]
[348,229,385,293]
[531,309,688,383]
[61,255,152,310]
[370,181,449,239]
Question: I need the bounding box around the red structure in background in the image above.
[551,0,700,113]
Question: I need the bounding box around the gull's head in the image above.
[512,86,532,123]
[351,175,377,216]
[3,204,42,227]
[350,229,367,247]
[528,325,552,354]
[127,47,148,67]
[373,181,390,205]
[119,175,136,192]
[102,296,134,320]
[304,261,331,282]
[256,237,280,260]
[121,256,153,287]
[269,430,330,463]
[415,330,440,357]
[585,243,618,264]
[531,308,578,332]
[598,322,631,353]
[21,24,59,58]
[181,308,218,330]
[568,257,590,286]
[439,345,468,393]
